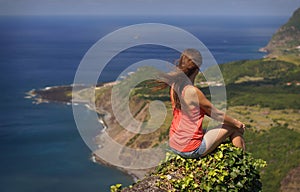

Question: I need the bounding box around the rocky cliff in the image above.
[261,8,300,58]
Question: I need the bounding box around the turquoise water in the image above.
[0,15,287,191]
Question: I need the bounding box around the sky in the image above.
[0,0,299,16]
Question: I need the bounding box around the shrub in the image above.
[111,143,266,192]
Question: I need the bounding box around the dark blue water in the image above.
[0,15,288,192]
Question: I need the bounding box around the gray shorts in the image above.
[170,139,206,159]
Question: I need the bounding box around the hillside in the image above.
[261,7,300,61]
[202,58,300,110]
[105,57,300,191]
[27,56,300,191]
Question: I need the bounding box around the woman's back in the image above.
[169,84,205,152]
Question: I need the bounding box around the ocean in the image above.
[0,15,288,192]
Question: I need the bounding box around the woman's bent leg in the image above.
[201,124,245,157]
[230,129,246,150]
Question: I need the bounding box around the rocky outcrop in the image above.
[261,8,300,57]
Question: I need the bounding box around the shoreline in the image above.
[25,83,150,181]
[86,101,152,181]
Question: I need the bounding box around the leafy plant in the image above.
[110,184,122,192]
[112,143,266,191]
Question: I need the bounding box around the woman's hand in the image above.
[234,119,244,128]
[233,119,246,133]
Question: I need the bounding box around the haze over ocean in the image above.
[0,15,288,191]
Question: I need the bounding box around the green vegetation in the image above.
[219,59,300,84]
[111,143,267,192]
[263,8,300,56]
[201,58,300,110]
[108,54,300,191]
[245,127,300,192]
[283,8,300,30]
[119,57,300,111]
[226,106,300,132]
[106,11,300,189]
[226,85,300,109]
[275,55,300,66]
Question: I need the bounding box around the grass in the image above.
[245,127,300,192]
[275,55,300,66]
[227,106,300,133]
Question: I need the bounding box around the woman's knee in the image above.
[230,129,244,140]
[222,124,244,135]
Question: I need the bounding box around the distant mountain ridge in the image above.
[261,7,300,57]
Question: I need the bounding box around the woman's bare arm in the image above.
[185,85,244,129]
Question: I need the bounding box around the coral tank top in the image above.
[169,85,205,152]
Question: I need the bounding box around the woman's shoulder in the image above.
[183,85,200,99]
[184,84,199,93]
